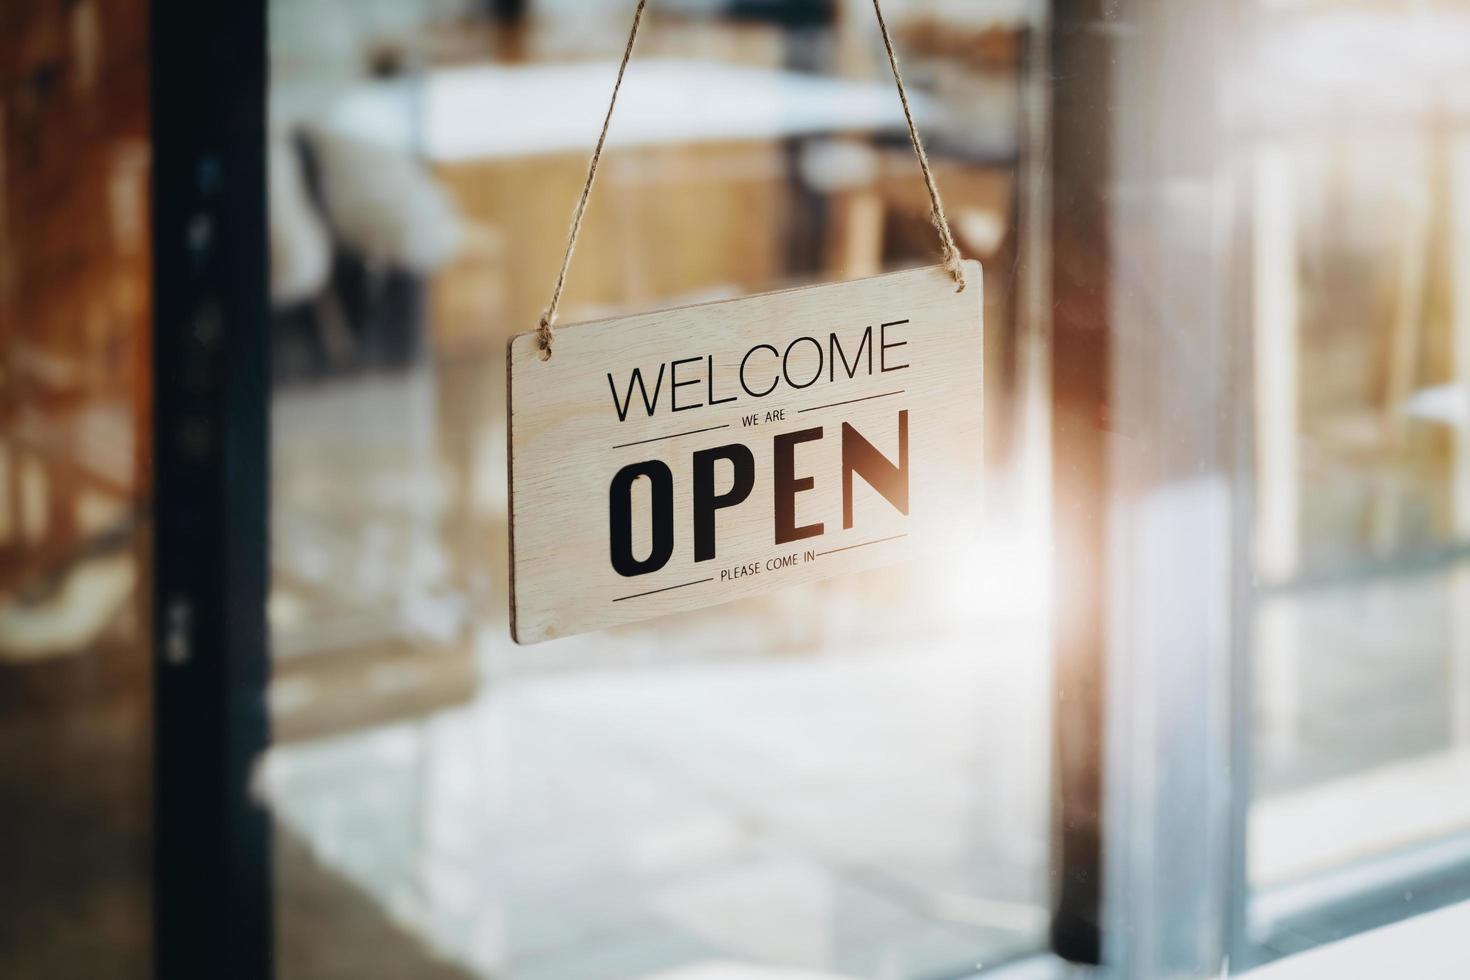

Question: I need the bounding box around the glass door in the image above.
[262,2,1053,978]
[13,1,1470,977]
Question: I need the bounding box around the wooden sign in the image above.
[507,262,983,643]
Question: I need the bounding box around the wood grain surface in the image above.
[508,262,983,643]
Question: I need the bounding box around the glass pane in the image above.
[1246,0,1470,957]
[0,0,154,975]
[264,1,1051,978]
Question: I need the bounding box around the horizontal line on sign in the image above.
[613,424,730,450]
[612,578,714,602]
[798,390,905,414]
[815,533,908,558]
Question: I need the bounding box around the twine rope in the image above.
[868,0,966,291]
[535,0,965,359]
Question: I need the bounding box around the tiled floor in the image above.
[263,363,1470,979]
[266,627,1053,980]
[265,362,1054,979]
[7,348,1467,977]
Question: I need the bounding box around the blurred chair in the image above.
[270,129,463,380]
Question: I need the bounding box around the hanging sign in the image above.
[506,0,982,642]
[507,262,983,643]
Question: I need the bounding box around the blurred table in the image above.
[313,58,931,162]
[308,58,944,352]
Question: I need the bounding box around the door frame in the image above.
[150,1,272,977]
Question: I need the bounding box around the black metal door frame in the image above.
[150,0,272,976]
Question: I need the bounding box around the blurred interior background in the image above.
[4,0,1470,978]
